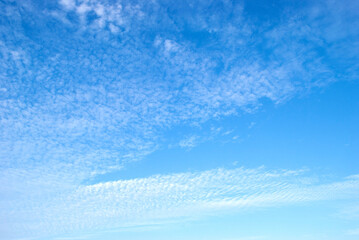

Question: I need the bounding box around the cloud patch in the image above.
[2,167,359,239]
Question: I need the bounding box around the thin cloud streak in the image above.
[3,167,359,239]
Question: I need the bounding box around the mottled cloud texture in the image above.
[3,167,359,239]
[0,0,359,239]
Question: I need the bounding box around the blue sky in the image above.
[0,0,359,239]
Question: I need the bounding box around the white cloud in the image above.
[1,0,359,238]
[59,0,75,10]
[108,23,119,33]
[58,0,136,32]
[0,0,357,190]
[179,135,198,149]
[2,167,359,238]
[164,39,179,53]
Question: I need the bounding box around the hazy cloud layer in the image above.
[3,167,359,239]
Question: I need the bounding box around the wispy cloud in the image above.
[3,167,359,239]
[0,0,359,239]
[1,0,358,181]
[179,135,199,149]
